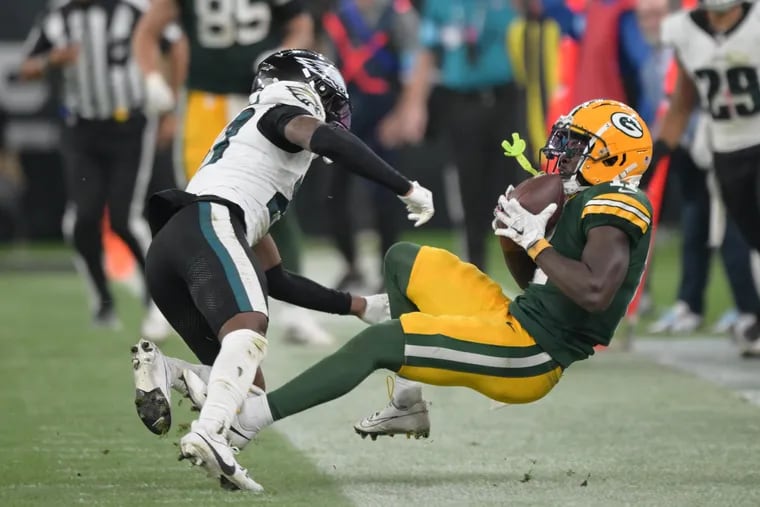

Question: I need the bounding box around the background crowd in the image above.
[1,0,758,347]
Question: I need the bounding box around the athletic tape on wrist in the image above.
[527,238,552,260]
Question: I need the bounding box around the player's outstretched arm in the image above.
[641,58,698,188]
[534,226,630,313]
[133,0,178,113]
[283,115,435,226]
[252,235,387,323]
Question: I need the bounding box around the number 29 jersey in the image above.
[185,81,326,244]
[178,0,306,95]
[662,3,760,153]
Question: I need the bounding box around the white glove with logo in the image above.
[360,294,391,324]
[399,181,434,227]
[493,194,557,251]
[144,72,175,114]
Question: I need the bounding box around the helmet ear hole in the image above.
[603,154,626,167]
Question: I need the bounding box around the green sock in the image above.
[268,320,406,421]
[383,242,421,318]
[269,213,303,272]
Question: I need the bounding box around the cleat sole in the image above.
[135,387,171,435]
[354,426,430,441]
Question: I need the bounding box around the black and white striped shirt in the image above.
[23,0,181,121]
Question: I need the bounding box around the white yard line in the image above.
[633,337,760,406]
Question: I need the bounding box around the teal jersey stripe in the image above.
[197,202,253,312]
[404,356,560,379]
[405,333,544,359]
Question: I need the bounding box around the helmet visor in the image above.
[540,126,593,178]
[323,93,352,130]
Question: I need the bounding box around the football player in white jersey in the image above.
[650,0,760,350]
[131,49,434,491]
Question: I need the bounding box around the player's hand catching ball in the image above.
[399,181,434,227]
[493,194,557,251]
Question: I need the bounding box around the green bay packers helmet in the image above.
[541,99,653,194]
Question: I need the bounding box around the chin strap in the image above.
[562,175,586,196]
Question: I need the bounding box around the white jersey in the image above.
[662,3,760,153]
[185,81,326,244]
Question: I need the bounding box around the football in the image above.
[497,173,565,253]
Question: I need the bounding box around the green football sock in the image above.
[267,320,405,421]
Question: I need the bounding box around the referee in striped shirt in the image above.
[19,0,185,334]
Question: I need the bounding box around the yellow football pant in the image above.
[395,244,563,404]
[178,90,249,182]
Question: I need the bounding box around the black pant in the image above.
[442,83,526,271]
[61,113,156,310]
[146,198,268,365]
[325,91,401,275]
[714,145,760,252]
[672,148,760,315]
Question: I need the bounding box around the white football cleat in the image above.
[648,301,702,334]
[182,369,264,450]
[182,369,208,410]
[179,421,263,492]
[732,314,760,358]
[712,308,739,335]
[132,339,173,435]
[281,306,333,346]
[141,303,173,343]
[354,400,431,440]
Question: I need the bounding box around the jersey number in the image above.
[694,66,760,120]
[205,107,255,166]
[203,107,299,225]
[195,0,272,48]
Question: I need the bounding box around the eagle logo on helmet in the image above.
[293,56,348,97]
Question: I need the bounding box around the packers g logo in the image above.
[611,112,644,138]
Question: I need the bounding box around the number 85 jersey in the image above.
[179,0,305,95]
[663,2,760,153]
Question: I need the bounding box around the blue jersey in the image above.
[419,0,516,91]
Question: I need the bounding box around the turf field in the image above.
[1,232,759,506]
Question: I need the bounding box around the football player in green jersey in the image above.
[171,99,654,458]
[133,0,313,180]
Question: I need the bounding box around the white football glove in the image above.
[493,195,557,251]
[144,72,175,114]
[398,181,434,227]
[360,294,391,325]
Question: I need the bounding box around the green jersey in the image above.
[179,0,304,94]
[509,181,653,368]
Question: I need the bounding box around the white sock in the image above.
[235,394,274,437]
[391,375,423,409]
[197,329,267,433]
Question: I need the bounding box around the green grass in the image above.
[0,233,755,506]
[0,273,351,507]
